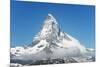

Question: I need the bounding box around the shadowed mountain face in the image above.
[10,14,95,65]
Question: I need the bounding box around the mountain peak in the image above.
[48,13,53,17]
[10,14,95,64]
[38,14,60,38]
[47,13,55,19]
[32,14,61,47]
[44,13,58,25]
[33,13,86,53]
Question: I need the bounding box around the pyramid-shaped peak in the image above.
[37,13,60,40]
[45,13,58,24]
[47,13,54,18]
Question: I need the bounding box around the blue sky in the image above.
[11,0,95,48]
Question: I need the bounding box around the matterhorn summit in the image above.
[11,14,95,65]
[33,13,60,42]
[32,13,86,53]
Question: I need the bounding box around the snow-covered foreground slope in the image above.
[10,14,95,65]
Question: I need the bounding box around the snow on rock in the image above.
[11,13,95,65]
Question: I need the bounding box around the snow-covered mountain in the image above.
[10,13,95,65]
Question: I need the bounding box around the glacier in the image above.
[10,13,95,66]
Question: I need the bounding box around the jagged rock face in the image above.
[10,14,95,65]
[32,14,60,46]
[32,13,86,53]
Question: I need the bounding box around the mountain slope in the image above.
[11,13,95,65]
